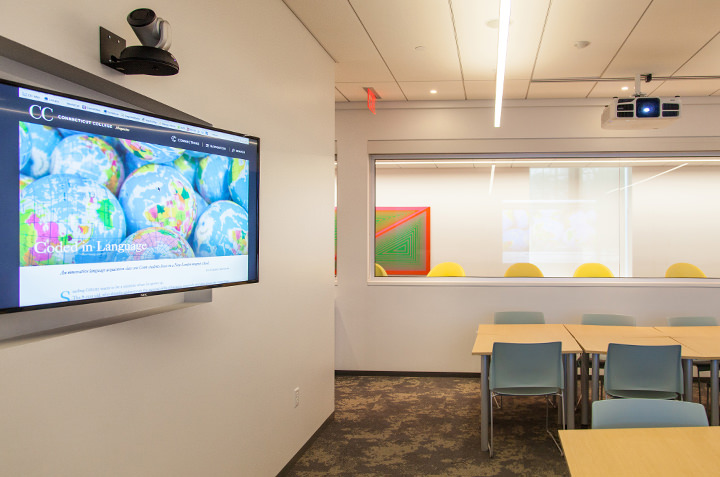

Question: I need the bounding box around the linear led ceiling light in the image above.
[494,0,512,128]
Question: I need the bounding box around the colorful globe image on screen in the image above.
[57,129,120,148]
[122,150,145,176]
[118,139,184,164]
[119,164,197,238]
[192,200,248,257]
[57,128,82,137]
[190,194,209,238]
[181,150,207,159]
[229,158,249,211]
[19,123,31,170]
[49,135,125,194]
[19,174,127,266]
[195,154,232,203]
[19,174,33,192]
[112,226,195,261]
[21,122,63,178]
[173,153,200,186]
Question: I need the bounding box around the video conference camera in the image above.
[100,8,179,76]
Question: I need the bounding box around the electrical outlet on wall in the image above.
[294,387,300,408]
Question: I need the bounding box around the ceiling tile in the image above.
[399,81,466,101]
[587,81,638,99]
[335,61,395,83]
[454,0,551,81]
[284,0,374,61]
[336,82,406,102]
[285,0,720,102]
[284,0,394,83]
[526,82,596,99]
[674,32,720,77]
[533,0,652,79]
[465,79,530,100]
[349,0,462,81]
[449,0,501,81]
[648,79,720,97]
[603,0,720,77]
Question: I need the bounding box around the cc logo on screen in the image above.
[29,105,53,121]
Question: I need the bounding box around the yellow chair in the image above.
[374,263,388,277]
[427,262,466,277]
[665,262,706,278]
[573,263,614,278]
[504,263,544,278]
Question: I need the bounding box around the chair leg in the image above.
[493,395,503,409]
[489,392,495,457]
[545,391,564,456]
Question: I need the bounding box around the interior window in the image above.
[373,155,720,278]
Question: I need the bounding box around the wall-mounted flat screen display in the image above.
[0,79,259,313]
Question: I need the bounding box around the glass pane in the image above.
[374,157,720,278]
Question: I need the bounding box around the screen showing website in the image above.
[0,80,259,311]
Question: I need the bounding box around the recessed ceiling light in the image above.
[430,89,437,94]
[574,40,591,49]
[486,18,513,29]
[621,86,629,91]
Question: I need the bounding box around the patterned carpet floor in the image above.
[282,375,572,476]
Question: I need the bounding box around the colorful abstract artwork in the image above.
[375,207,430,275]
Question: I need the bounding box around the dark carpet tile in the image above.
[283,376,570,476]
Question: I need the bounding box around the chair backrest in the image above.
[667,316,718,327]
[573,263,614,278]
[592,398,708,429]
[581,313,636,326]
[604,343,683,397]
[494,311,545,324]
[490,341,564,391]
[374,263,388,277]
[665,262,706,278]
[427,262,465,277]
[504,262,544,278]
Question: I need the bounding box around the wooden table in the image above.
[563,325,681,426]
[655,326,720,426]
[472,324,583,452]
[560,427,720,476]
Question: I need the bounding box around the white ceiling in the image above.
[282,0,720,103]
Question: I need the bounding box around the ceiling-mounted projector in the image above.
[601,97,681,130]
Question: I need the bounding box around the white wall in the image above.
[336,98,720,372]
[0,1,335,476]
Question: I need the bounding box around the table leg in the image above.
[592,353,600,402]
[682,358,693,402]
[581,353,589,426]
[712,360,719,427]
[481,355,490,451]
[565,353,576,429]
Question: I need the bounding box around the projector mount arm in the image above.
[634,73,652,97]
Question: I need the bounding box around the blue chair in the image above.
[578,314,636,399]
[604,343,683,400]
[489,341,564,457]
[667,316,717,327]
[493,311,545,324]
[592,398,708,429]
[581,313,635,326]
[667,316,718,404]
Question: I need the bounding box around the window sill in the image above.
[367,276,720,288]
